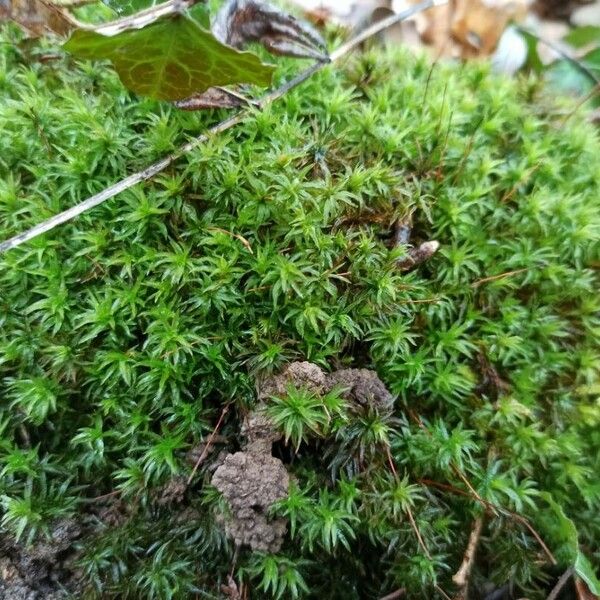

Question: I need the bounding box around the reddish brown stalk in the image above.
[417,478,556,565]
[452,516,484,594]
[379,588,406,600]
[187,404,230,485]
[207,227,253,253]
[472,268,529,287]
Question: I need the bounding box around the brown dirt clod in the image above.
[154,474,188,506]
[326,368,394,411]
[258,361,326,400]
[241,406,281,443]
[211,450,289,552]
[0,518,82,599]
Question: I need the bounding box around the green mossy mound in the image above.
[1,24,599,599]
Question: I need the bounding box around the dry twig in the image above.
[379,588,406,600]
[472,268,529,287]
[452,516,484,594]
[546,568,574,600]
[187,404,230,485]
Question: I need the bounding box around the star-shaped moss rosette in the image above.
[64,4,275,101]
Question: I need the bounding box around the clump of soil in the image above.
[153,474,188,507]
[261,361,394,413]
[210,362,394,552]
[0,518,82,599]
[211,450,289,552]
[260,361,394,412]
[258,361,326,401]
[211,397,290,552]
[326,368,394,412]
[241,405,282,454]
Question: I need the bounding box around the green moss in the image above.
[1,23,599,599]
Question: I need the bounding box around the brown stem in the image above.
[187,404,230,485]
[417,478,556,565]
[379,588,406,600]
[452,516,483,590]
[471,268,529,287]
[547,568,574,600]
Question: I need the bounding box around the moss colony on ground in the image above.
[1,22,599,600]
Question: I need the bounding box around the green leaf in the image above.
[582,46,600,79]
[564,26,600,49]
[64,4,274,101]
[538,493,600,594]
[576,553,600,595]
[521,30,544,75]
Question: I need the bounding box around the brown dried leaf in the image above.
[0,0,73,36]
[212,0,329,61]
[575,577,600,600]
[174,87,250,110]
[409,0,528,58]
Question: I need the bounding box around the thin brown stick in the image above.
[472,268,529,287]
[452,466,493,514]
[88,489,121,502]
[386,445,398,478]
[560,83,600,128]
[418,477,557,565]
[379,588,406,600]
[406,505,430,559]
[206,227,253,253]
[0,0,448,254]
[187,404,230,485]
[546,568,574,600]
[452,516,483,590]
[511,512,557,566]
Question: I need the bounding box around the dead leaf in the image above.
[0,0,73,36]
[451,0,528,58]
[406,0,529,58]
[397,240,440,270]
[174,87,251,110]
[212,0,329,61]
[575,577,600,600]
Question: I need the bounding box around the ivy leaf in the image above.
[520,29,544,75]
[538,493,600,594]
[64,4,274,101]
[582,46,600,80]
[564,26,600,49]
